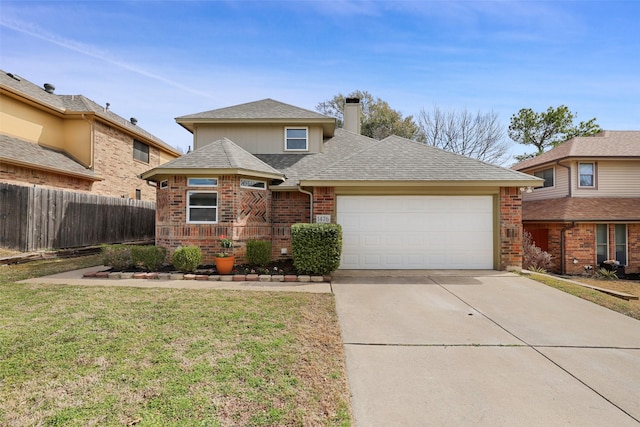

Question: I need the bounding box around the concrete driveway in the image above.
[332,270,640,426]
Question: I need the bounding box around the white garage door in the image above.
[337,195,494,269]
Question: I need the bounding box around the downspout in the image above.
[297,185,313,223]
[560,221,577,274]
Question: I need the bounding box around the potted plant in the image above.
[214,235,235,274]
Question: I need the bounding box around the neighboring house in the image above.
[0,70,180,201]
[513,131,640,275]
[142,98,540,270]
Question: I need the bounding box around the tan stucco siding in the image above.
[62,119,92,167]
[0,96,64,148]
[194,124,323,154]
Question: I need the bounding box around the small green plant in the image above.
[246,240,272,267]
[529,266,547,274]
[101,244,132,271]
[217,235,234,258]
[596,268,618,280]
[172,246,202,273]
[131,245,167,272]
[291,223,342,275]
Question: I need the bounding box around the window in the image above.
[285,127,308,151]
[596,224,608,265]
[240,179,266,190]
[187,177,218,187]
[578,163,595,187]
[159,180,168,189]
[187,191,217,223]
[615,224,627,265]
[135,189,141,200]
[533,168,554,188]
[133,140,149,163]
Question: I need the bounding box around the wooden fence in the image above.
[0,183,156,252]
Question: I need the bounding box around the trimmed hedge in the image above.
[172,246,202,273]
[246,240,272,268]
[131,245,167,272]
[291,223,342,275]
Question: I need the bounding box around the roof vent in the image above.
[43,83,55,94]
[130,117,138,125]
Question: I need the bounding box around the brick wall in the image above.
[628,224,640,274]
[499,187,523,270]
[0,162,93,192]
[91,121,161,202]
[271,191,310,260]
[313,187,336,217]
[156,175,272,264]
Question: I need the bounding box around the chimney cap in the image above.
[345,97,360,104]
[43,83,55,94]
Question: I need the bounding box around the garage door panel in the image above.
[337,196,494,270]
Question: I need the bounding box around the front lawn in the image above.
[527,273,640,321]
[0,256,351,426]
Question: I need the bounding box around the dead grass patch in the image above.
[528,273,640,320]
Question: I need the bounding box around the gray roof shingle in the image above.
[0,134,98,180]
[177,98,333,121]
[142,138,284,181]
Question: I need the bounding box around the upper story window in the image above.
[285,127,308,151]
[240,179,266,190]
[133,140,149,163]
[578,163,595,188]
[533,168,554,188]
[187,177,218,187]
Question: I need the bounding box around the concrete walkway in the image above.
[332,270,640,426]
[19,266,332,293]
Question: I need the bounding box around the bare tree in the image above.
[417,106,511,165]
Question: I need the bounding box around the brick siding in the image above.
[0,162,93,192]
[499,187,523,270]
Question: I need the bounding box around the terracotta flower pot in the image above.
[214,256,235,275]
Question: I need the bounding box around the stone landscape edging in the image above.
[83,270,331,284]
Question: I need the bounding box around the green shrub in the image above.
[246,240,272,267]
[172,246,202,273]
[291,223,342,275]
[131,245,167,272]
[102,244,132,271]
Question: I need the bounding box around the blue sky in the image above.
[1,1,638,160]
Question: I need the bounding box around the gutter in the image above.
[297,185,313,223]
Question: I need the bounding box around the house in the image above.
[0,70,180,201]
[141,98,540,270]
[512,131,640,275]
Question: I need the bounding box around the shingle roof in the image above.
[523,197,640,222]
[0,70,179,155]
[513,131,640,171]
[177,98,333,121]
[141,137,284,181]
[293,133,539,184]
[0,134,99,180]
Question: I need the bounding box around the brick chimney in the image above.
[343,97,361,134]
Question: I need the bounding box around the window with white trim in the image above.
[240,179,266,190]
[159,180,168,189]
[596,224,608,265]
[578,163,595,187]
[533,168,554,188]
[187,177,218,187]
[285,127,308,151]
[615,224,627,265]
[187,191,217,223]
